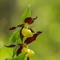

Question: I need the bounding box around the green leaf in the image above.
[5,58,11,60]
[15,52,27,60]
[9,30,22,44]
[12,46,19,58]
[16,38,22,44]
[5,58,16,60]
[5,52,27,60]
[5,58,15,60]
[21,5,31,23]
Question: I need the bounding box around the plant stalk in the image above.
[27,57,29,60]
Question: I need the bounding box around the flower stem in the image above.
[27,57,29,60]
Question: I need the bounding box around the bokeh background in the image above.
[0,0,60,60]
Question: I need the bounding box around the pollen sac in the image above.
[24,17,34,24]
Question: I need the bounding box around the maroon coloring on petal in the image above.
[16,45,23,56]
[5,44,16,47]
[17,24,24,41]
[33,16,37,20]
[9,27,16,30]
[20,27,24,41]
[9,24,24,30]
[29,28,34,33]
[24,31,42,44]
[24,17,34,24]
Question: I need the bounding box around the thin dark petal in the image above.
[20,27,24,41]
[17,44,22,46]
[29,28,34,33]
[16,45,23,56]
[24,31,42,44]
[8,24,24,30]
[33,31,42,38]
[5,44,16,47]
[33,16,37,20]
[17,24,24,27]
[9,27,16,30]
[24,17,34,24]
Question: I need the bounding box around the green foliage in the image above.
[0,0,59,60]
[5,5,32,60]
[12,46,19,58]
[9,30,22,44]
[6,6,31,60]
[5,58,11,60]
[5,52,27,60]
[21,5,31,23]
[9,5,31,44]
[14,52,27,60]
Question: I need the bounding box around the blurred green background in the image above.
[0,0,60,60]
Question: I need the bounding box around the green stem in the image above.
[27,57,29,60]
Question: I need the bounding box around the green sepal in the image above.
[21,5,31,23]
[15,52,27,60]
[5,58,12,60]
[12,45,19,58]
[9,30,22,44]
[5,52,27,60]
